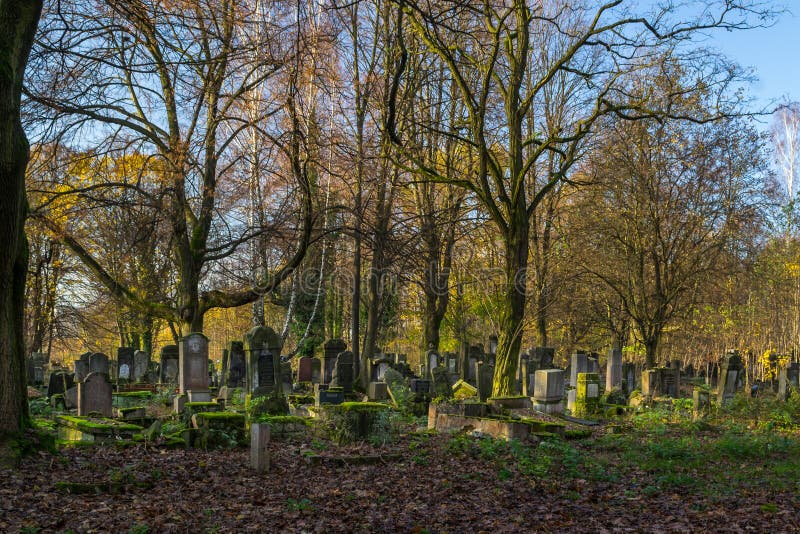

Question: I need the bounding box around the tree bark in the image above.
[0,0,42,439]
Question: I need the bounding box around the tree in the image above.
[576,106,768,368]
[388,0,773,394]
[0,0,43,440]
[26,0,314,334]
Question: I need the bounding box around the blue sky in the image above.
[698,6,799,110]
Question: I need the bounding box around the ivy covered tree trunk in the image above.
[0,0,42,439]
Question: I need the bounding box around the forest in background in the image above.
[19,0,800,393]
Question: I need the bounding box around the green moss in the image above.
[488,395,528,400]
[56,415,142,434]
[565,429,593,440]
[288,395,314,405]
[119,407,146,415]
[334,402,391,413]
[255,415,311,426]
[185,402,219,409]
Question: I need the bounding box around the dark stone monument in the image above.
[47,370,75,399]
[718,350,743,406]
[77,372,112,417]
[322,339,346,385]
[297,356,313,383]
[117,347,135,381]
[606,347,622,391]
[75,352,92,382]
[226,341,246,388]
[160,345,179,383]
[332,351,355,393]
[179,333,210,400]
[244,326,282,396]
[89,352,109,376]
[133,350,150,382]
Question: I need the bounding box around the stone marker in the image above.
[314,384,344,406]
[250,423,270,472]
[452,379,478,400]
[89,352,110,376]
[226,341,246,388]
[244,326,282,396]
[692,387,710,420]
[606,347,622,391]
[717,350,743,406]
[311,358,322,384]
[133,350,150,382]
[297,356,313,382]
[567,352,589,413]
[532,369,565,415]
[642,369,659,400]
[47,370,75,399]
[787,362,800,388]
[27,352,48,385]
[179,333,210,401]
[332,351,355,393]
[368,381,389,401]
[117,347,134,381]
[573,372,600,418]
[77,372,113,417]
[160,345,179,383]
[74,352,92,382]
[322,339,346,384]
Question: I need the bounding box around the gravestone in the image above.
[314,384,344,406]
[89,353,109,376]
[642,369,659,400]
[227,341,246,388]
[160,345,179,383]
[133,350,150,382]
[47,370,75,399]
[573,372,600,418]
[623,363,637,393]
[452,379,478,400]
[431,367,451,398]
[476,361,493,402]
[74,352,92,382]
[297,356,313,383]
[250,423,270,472]
[410,379,431,395]
[77,372,112,417]
[244,326,282,396]
[520,359,530,396]
[332,351,355,393]
[117,347,135,381]
[446,353,458,374]
[221,348,229,387]
[606,348,622,391]
[717,350,743,406]
[27,352,48,385]
[322,339,346,385]
[368,381,389,401]
[663,366,680,398]
[778,367,788,401]
[281,360,292,394]
[425,349,440,379]
[693,387,711,420]
[534,347,555,369]
[179,333,210,400]
[311,358,322,384]
[532,369,565,415]
[567,352,589,413]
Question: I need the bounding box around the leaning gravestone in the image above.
[133,350,150,382]
[244,325,282,396]
[567,352,589,413]
[179,333,211,401]
[77,372,112,417]
[332,351,355,393]
[322,339,346,385]
[89,353,110,376]
[47,370,75,399]
[160,345,179,383]
[117,347,135,381]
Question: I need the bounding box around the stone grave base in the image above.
[56,415,143,445]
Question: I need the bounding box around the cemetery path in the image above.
[1,432,798,533]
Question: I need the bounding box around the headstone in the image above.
[476,361,493,401]
[179,333,210,397]
[623,362,637,393]
[77,372,113,417]
[717,350,743,406]
[778,366,788,401]
[244,326,282,396]
[642,369,659,399]
[281,360,292,394]
[322,339,346,385]
[74,359,90,383]
[220,348,229,386]
[250,423,270,472]
[425,349,440,379]
[226,341,246,388]
[787,362,800,388]
[368,381,388,401]
[573,372,600,418]
[446,354,458,374]
[663,366,680,398]
[314,384,344,406]
[47,370,74,399]
[64,386,78,409]
[520,359,530,397]
[606,348,622,391]
[89,353,109,376]
[133,350,150,382]
[117,347,135,381]
[534,347,555,369]
[297,356,313,382]
[567,352,589,413]
[452,379,478,400]
[160,345,179,383]
[27,352,48,385]
[431,367,451,398]
[311,358,322,384]
[532,369,565,415]
[692,387,710,420]
[332,351,355,393]
[410,378,431,395]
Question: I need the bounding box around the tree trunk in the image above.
[492,211,530,397]
[0,0,42,440]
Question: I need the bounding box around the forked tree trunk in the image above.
[0,0,43,439]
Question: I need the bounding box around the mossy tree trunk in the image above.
[0,0,42,439]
